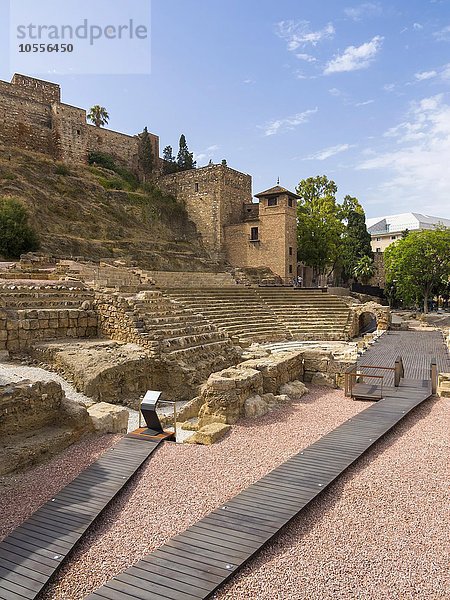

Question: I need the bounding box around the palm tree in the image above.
[87,105,110,128]
[353,255,375,284]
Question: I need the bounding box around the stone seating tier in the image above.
[148,271,238,288]
[164,288,351,341]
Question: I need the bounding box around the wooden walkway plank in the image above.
[0,438,162,600]
[86,330,449,600]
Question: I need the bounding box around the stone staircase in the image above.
[148,271,238,288]
[126,291,240,388]
[163,288,292,343]
[255,288,351,340]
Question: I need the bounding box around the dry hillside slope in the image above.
[0,147,215,270]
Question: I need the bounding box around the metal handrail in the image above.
[347,371,384,399]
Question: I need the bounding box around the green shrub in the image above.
[54,163,71,176]
[0,197,39,258]
[88,151,116,171]
[0,172,17,181]
[88,152,138,191]
[98,177,124,190]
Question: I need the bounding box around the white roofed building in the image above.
[367,212,450,253]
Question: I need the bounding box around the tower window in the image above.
[194,183,199,192]
[76,129,81,135]
[267,197,278,207]
[289,247,293,256]
[288,198,294,207]
[250,226,259,241]
[289,264,293,274]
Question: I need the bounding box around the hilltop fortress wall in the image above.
[0,73,159,167]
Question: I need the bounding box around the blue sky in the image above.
[1,0,450,218]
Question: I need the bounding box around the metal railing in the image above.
[344,366,384,400]
[344,355,405,400]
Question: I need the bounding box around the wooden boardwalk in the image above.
[0,437,162,600]
[84,333,448,600]
[356,330,450,385]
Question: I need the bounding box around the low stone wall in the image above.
[196,351,304,425]
[238,352,304,394]
[31,340,166,407]
[0,379,92,474]
[2,307,98,353]
[94,291,159,352]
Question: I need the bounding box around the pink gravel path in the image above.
[1,388,448,599]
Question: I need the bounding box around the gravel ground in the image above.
[1,388,448,599]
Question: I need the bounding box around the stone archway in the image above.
[358,311,377,334]
[349,302,391,338]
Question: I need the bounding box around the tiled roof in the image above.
[255,185,300,199]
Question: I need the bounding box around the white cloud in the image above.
[355,99,375,106]
[276,20,335,52]
[384,83,396,92]
[413,23,423,30]
[194,144,220,164]
[415,70,438,81]
[261,108,318,136]
[324,35,383,74]
[344,2,382,21]
[441,63,450,80]
[358,94,450,211]
[329,87,342,96]
[434,25,450,41]
[295,53,317,62]
[304,143,355,160]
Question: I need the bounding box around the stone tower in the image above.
[253,186,299,280]
[224,185,299,280]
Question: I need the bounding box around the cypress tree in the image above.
[162,145,177,174]
[138,127,154,182]
[176,134,196,171]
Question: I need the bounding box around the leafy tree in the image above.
[176,134,196,171]
[340,194,364,219]
[87,105,110,127]
[138,127,154,182]
[352,254,375,284]
[384,227,450,313]
[341,199,373,281]
[0,198,39,258]
[296,175,344,282]
[162,145,177,175]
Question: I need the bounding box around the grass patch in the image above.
[54,163,71,176]
[0,171,17,181]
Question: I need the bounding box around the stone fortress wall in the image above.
[0,73,160,167]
